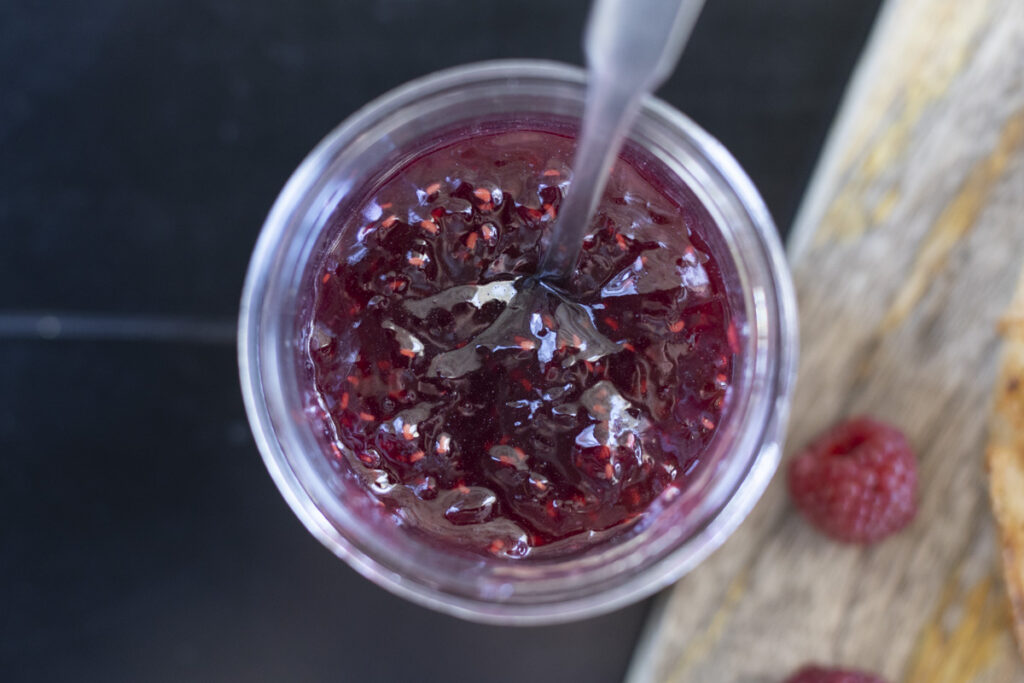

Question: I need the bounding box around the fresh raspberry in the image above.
[787,417,917,543]
[784,665,888,683]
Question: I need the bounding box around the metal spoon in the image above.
[539,0,706,281]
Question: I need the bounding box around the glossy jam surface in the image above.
[306,129,735,558]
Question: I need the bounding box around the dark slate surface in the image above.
[0,1,879,681]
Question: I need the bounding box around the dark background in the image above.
[1,1,880,680]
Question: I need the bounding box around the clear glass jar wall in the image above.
[239,61,798,624]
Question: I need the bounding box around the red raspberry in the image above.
[784,665,888,683]
[787,417,917,543]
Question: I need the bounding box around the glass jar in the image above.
[239,60,797,624]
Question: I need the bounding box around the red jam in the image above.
[306,127,736,558]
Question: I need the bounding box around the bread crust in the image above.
[987,271,1024,660]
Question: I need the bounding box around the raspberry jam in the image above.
[305,127,736,558]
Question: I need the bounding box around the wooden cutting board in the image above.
[627,0,1024,681]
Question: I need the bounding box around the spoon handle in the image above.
[539,0,706,281]
[539,79,640,279]
[586,0,705,91]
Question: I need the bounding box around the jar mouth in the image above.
[239,59,798,624]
